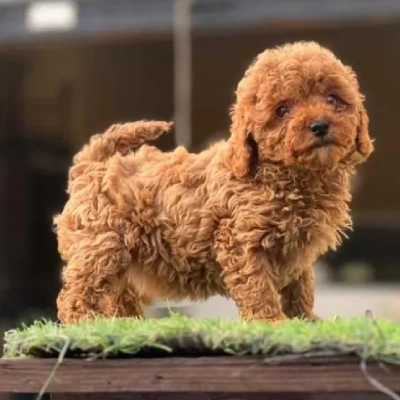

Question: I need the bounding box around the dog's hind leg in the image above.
[57,231,143,324]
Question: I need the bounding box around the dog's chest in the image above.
[257,177,350,273]
[261,195,317,253]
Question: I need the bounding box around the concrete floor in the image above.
[148,283,400,321]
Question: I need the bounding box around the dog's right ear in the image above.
[226,103,259,179]
[245,132,259,175]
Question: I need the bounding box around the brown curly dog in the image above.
[55,41,374,324]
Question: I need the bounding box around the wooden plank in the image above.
[50,394,333,400]
[50,394,391,400]
[0,358,399,394]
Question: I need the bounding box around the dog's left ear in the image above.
[350,102,374,165]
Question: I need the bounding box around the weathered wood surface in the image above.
[50,393,392,400]
[0,357,399,395]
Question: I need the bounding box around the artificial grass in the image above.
[3,314,400,364]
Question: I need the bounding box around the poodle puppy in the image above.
[55,41,374,324]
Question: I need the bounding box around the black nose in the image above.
[309,120,329,137]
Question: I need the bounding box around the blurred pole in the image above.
[150,0,194,319]
[173,0,192,149]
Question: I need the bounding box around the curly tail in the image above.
[69,120,173,181]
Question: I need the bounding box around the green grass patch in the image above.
[3,315,400,363]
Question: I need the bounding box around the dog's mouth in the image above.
[310,138,335,149]
[291,138,336,160]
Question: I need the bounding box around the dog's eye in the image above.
[276,104,290,117]
[326,94,342,107]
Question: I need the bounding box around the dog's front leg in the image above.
[218,247,286,322]
[280,269,320,321]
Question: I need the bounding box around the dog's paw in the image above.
[305,312,322,322]
[268,317,288,325]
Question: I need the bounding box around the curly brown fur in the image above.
[55,41,374,323]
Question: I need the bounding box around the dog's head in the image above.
[228,41,374,178]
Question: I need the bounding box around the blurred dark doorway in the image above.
[0,136,70,321]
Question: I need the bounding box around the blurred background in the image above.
[0,0,399,373]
